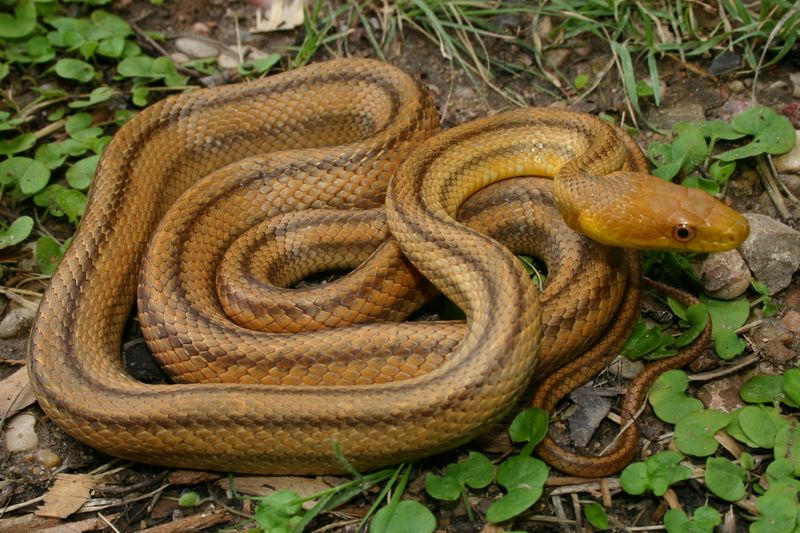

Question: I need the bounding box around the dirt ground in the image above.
[1,0,799,532]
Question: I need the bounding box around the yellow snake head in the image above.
[558,171,750,253]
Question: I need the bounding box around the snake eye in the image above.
[672,223,696,242]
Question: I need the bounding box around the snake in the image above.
[27,58,750,475]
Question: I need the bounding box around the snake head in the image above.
[556,171,750,252]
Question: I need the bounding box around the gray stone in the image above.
[648,103,705,131]
[791,72,800,98]
[739,213,800,294]
[700,249,751,299]
[0,306,36,339]
[174,37,219,59]
[5,413,38,452]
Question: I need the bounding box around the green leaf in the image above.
[496,455,548,492]
[34,184,67,217]
[55,58,96,83]
[784,369,800,407]
[448,452,494,489]
[0,157,50,195]
[740,452,755,471]
[370,500,436,533]
[705,457,746,502]
[717,106,797,161]
[648,370,703,424]
[664,505,721,533]
[712,329,746,360]
[649,123,708,180]
[66,113,94,135]
[254,489,303,532]
[508,407,548,447]
[619,462,649,495]
[0,132,36,156]
[0,63,8,82]
[621,320,665,359]
[709,160,735,186]
[486,487,542,524]
[425,451,494,502]
[57,139,90,158]
[682,176,719,196]
[90,10,132,37]
[740,374,785,404]
[23,36,55,63]
[17,159,50,195]
[132,86,149,107]
[673,302,708,348]
[177,491,201,507]
[69,86,115,109]
[609,41,640,116]
[34,143,68,170]
[96,36,125,58]
[696,119,746,142]
[737,405,789,449]
[424,473,461,501]
[584,502,608,530]
[117,56,156,78]
[56,189,87,223]
[35,236,67,276]
[485,456,547,523]
[66,155,99,190]
[152,56,188,87]
[0,0,37,39]
[751,480,800,533]
[252,53,281,73]
[774,424,800,476]
[699,295,749,359]
[726,408,759,448]
[766,458,797,484]
[574,73,589,91]
[674,410,731,457]
[620,451,691,497]
[636,79,654,98]
[0,216,33,249]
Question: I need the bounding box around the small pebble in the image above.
[217,53,240,70]
[728,80,745,94]
[33,449,62,468]
[773,131,800,172]
[781,310,800,334]
[544,48,570,69]
[0,306,37,339]
[768,80,789,92]
[613,357,645,380]
[790,72,800,99]
[192,22,214,35]
[696,375,746,413]
[169,52,190,65]
[700,249,751,299]
[174,37,219,59]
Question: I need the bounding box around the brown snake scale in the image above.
[28,59,748,475]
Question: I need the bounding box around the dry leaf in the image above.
[0,513,60,533]
[36,474,95,518]
[167,470,222,486]
[218,475,343,497]
[37,514,118,533]
[252,0,305,32]
[0,366,36,419]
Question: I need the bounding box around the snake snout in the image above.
[566,173,750,253]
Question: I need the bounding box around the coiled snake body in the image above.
[28,59,748,475]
